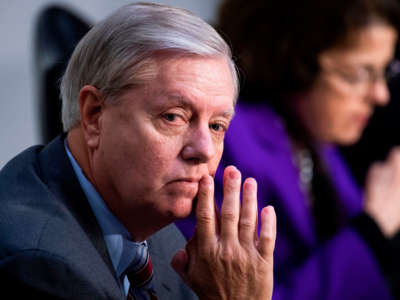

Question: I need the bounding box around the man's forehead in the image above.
[154,53,234,84]
[123,54,236,117]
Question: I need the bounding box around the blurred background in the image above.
[0,0,222,169]
[2,0,400,188]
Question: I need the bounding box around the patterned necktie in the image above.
[126,249,158,300]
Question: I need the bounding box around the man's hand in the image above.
[171,166,276,300]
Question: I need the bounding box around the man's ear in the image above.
[79,85,104,149]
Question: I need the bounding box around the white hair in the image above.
[60,2,238,131]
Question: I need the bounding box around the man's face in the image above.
[91,55,235,238]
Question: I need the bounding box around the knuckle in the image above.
[239,218,254,230]
[259,231,274,244]
[220,209,237,223]
[219,246,235,264]
[220,248,251,274]
[196,209,213,224]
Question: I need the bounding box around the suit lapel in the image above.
[147,224,197,299]
[38,135,122,292]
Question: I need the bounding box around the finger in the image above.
[220,166,241,242]
[171,249,189,283]
[387,148,400,177]
[365,162,383,186]
[239,177,258,245]
[387,147,400,163]
[195,175,216,245]
[257,206,277,259]
[214,194,221,237]
[373,161,392,185]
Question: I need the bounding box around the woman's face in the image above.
[295,23,398,145]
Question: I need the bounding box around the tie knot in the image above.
[126,255,154,288]
[125,242,158,300]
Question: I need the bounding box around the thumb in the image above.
[171,249,189,282]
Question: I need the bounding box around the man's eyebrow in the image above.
[220,108,235,119]
[163,93,235,118]
[163,93,194,108]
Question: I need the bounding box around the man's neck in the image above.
[67,128,94,183]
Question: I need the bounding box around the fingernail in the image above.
[202,175,213,187]
[264,206,275,217]
[244,177,256,190]
[229,168,239,179]
[262,206,275,233]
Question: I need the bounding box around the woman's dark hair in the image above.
[218,0,400,240]
[218,0,400,98]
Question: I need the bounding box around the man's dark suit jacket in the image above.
[0,136,197,299]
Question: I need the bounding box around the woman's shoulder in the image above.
[233,101,281,124]
[227,101,290,150]
[222,102,295,179]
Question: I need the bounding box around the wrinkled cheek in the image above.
[131,140,169,176]
[210,145,224,174]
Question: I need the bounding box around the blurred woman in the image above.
[177,0,400,299]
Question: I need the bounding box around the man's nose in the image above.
[181,125,215,163]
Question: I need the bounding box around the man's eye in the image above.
[210,123,226,132]
[163,113,177,122]
[162,113,186,125]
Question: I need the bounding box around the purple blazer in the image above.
[176,102,392,299]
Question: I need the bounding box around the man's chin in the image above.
[167,196,197,220]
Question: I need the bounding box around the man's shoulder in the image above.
[0,139,122,299]
[0,139,78,254]
[0,138,64,197]
[0,144,49,245]
[0,144,45,187]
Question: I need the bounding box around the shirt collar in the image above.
[63,139,146,278]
